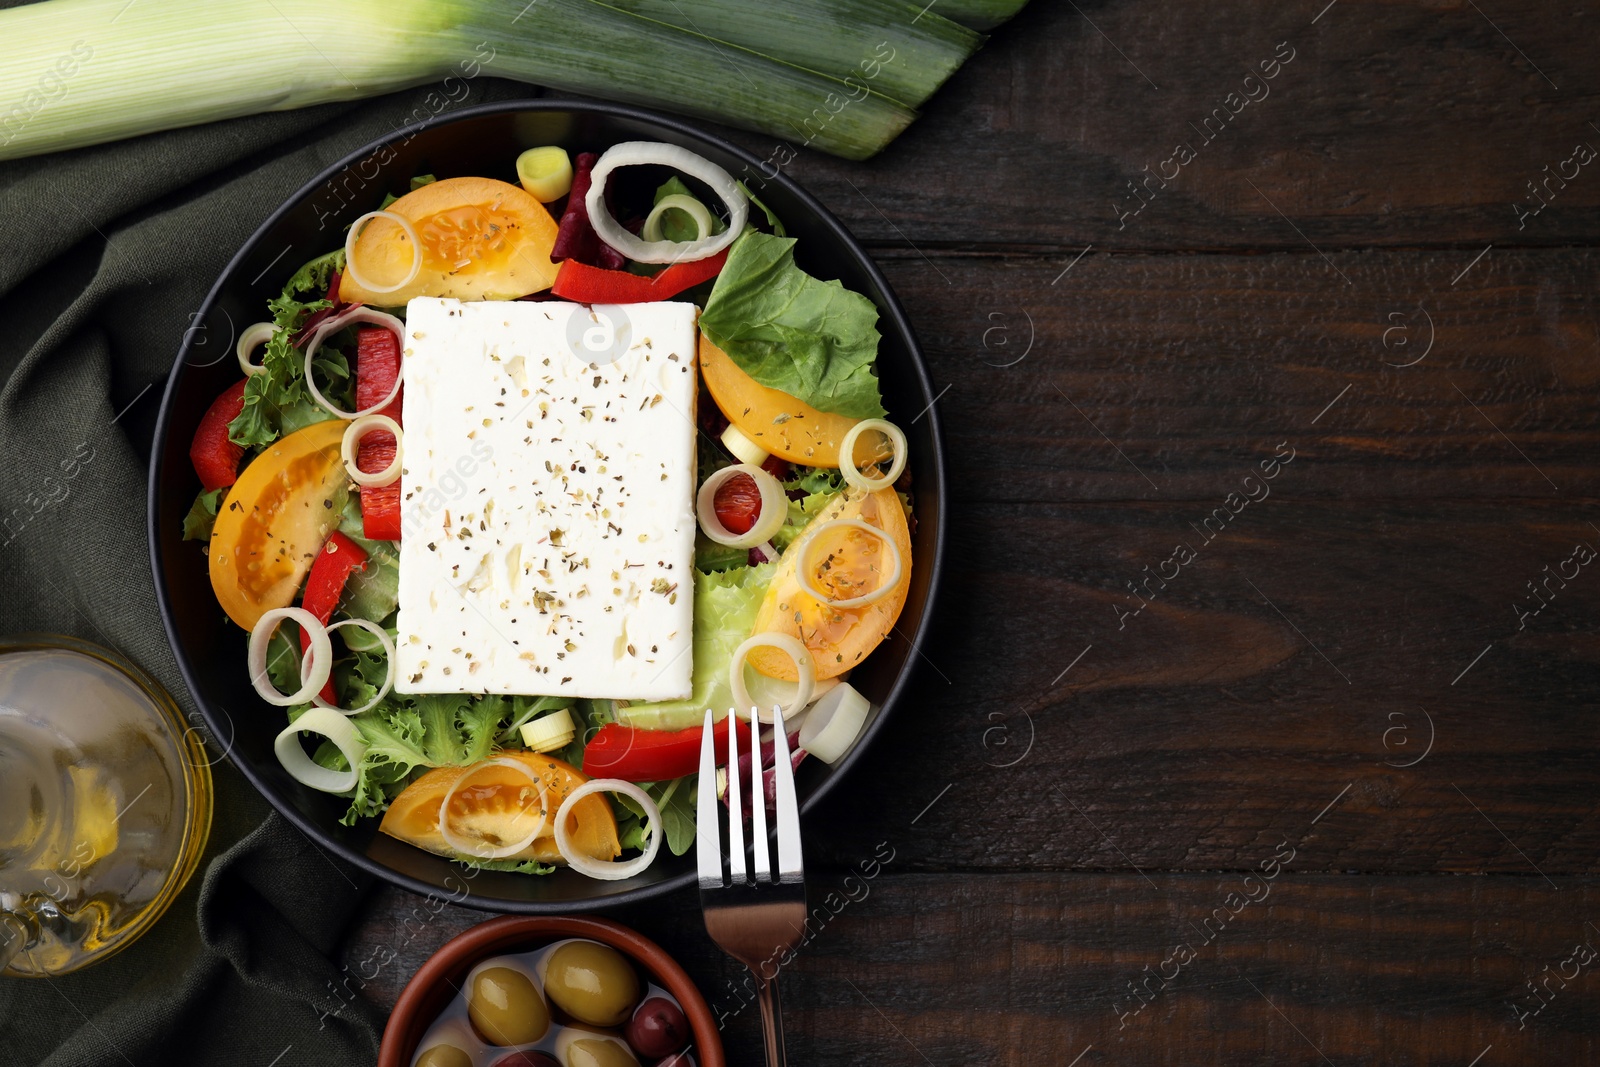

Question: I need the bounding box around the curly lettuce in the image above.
[228,248,349,449]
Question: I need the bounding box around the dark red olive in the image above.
[489,1052,560,1067]
[625,996,689,1058]
[655,1052,697,1067]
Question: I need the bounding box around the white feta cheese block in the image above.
[395,297,699,699]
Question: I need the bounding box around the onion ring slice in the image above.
[696,464,786,549]
[300,619,395,716]
[796,517,904,610]
[237,321,276,377]
[303,305,405,419]
[438,757,551,861]
[340,414,402,487]
[585,142,747,264]
[839,418,907,492]
[274,707,367,793]
[731,632,815,724]
[249,607,331,707]
[554,779,661,881]
[343,209,421,295]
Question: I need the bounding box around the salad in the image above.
[182,141,914,881]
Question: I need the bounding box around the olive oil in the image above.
[0,637,211,976]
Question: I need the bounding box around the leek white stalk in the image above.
[0,0,923,161]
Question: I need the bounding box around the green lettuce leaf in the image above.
[181,487,225,541]
[617,563,774,731]
[614,775,698,856]
[334,496,400,623]
[698,231,885,420]
[737,181,787,238]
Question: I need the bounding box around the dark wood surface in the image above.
[346,2,1600,1063]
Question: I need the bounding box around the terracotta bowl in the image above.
[379,915,723,1067]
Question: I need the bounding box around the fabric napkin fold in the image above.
[0,37,545,1061]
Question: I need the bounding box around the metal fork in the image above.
[697,706,807,1066]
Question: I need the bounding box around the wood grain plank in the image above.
[696,0,1600,251]
[869,247,1600,502]
[346,874,1600,1066]
[801,494,1600,876]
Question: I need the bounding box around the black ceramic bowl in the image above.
[149,100,945,911]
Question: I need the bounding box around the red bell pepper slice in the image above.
[550,248,729,304]
[582,714,756,783]
[354,325,403,541]
[189,379,248,490]
[298,530,368,706]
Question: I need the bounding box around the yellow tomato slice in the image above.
[208,420,348,630]
[749,487,912,681]
[699,335,864,467]
[338,177,559,304]
[379,753,620,865]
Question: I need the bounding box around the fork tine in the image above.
[750,708,770,882]
[696,709,722,887]
[726,709,747,883]
[771,703,803,879]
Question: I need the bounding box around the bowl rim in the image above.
[375,913,725,1067]
[148,97,947,911]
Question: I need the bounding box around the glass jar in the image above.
[0,635,212,976]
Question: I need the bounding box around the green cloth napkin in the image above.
[0,63,544,1066]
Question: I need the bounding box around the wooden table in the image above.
[347,3,1600,1062]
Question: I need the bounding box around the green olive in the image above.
[543,941,641,1027]
[469,964,551,1045]
[558,1034,641,1067]
[414,1043,473,1067]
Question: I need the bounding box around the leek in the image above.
[0,0,917,162]
[927,0,1034,31]
[604,0,984,108]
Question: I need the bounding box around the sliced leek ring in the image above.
[720,424,770,467]
[839,418,907,492]
[520,708,577,753]
[643,193,713,243]
[341,414,402,487]
[274,707,366,793]
[306,619,394,716]
[303,306,405,419]
[696,463,786,549]
[795,517,904,610]
[555,779,660,881]
[438,758,550,861]
[249,606,330,707]
[798,683,870,764]
[517,146,574,202]
[343,209,421,295]
[237,321,276,377]
[731,632,814,724]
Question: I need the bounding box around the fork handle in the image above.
[754,974,786,1066]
